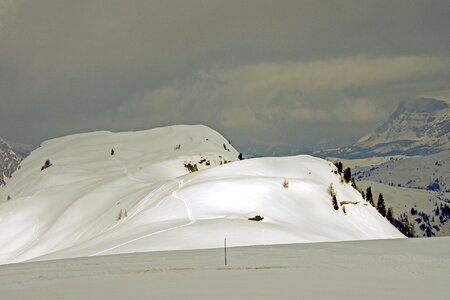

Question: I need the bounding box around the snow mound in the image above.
[0,125,403,264]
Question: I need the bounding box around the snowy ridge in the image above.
[0,125,402,264]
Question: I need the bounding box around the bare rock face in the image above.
[317,97,450,158]
[0,137,30,186]
[356,98,449,154]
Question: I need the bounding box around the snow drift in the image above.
[0,125,403,264]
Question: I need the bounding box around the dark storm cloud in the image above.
[0,0,449,149]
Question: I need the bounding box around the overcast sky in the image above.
[1,0,449,151]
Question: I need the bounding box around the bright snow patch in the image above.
[0,125,403,264]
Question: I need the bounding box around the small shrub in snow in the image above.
[174,144,181,150]
[117,209,128,221]
[282,179,289,188]
[7,195,11,201]
[327,183,336,197]
[40,160,52,171]
[184,163,198,173]
[248,215,264,222]
[111,149,115,156]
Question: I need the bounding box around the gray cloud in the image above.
[110,55,450,146]
[0,0,449,150]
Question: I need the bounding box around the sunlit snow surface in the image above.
[0,125,403,264]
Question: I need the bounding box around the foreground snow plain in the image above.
[0,125,402,264]
[0,237,448,300]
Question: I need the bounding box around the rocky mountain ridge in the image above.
[316,97,449,158]
[0,137,26,186]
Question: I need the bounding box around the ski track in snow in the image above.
[90,220,194,257]
[91,178,195,257]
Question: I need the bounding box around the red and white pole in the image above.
[224,238,227,266]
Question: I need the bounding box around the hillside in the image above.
[319,97,450,238]
[0,125,402,264]
[358,181,450,237]
[353,150,449,202]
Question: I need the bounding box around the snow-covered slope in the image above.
[1,238,448,300]
[0,125,402,264]
[316,97,449,158]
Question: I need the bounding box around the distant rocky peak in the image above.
[397,97,448,114]
[316,97,449,158]
[376,97,449,135]
[0,137,28,186]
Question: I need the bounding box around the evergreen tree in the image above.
[386,207,394,223]
[332,195,339,210]
[334,161,343,174]
[343,167,352,183]
[396,215,416,237]
[350,177,357,189]
[366,186,374,206]
[361,190,366,200]
[377,193,387,217]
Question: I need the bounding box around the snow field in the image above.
[0,237,448,300]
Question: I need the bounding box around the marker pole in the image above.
[224,238,227,266]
